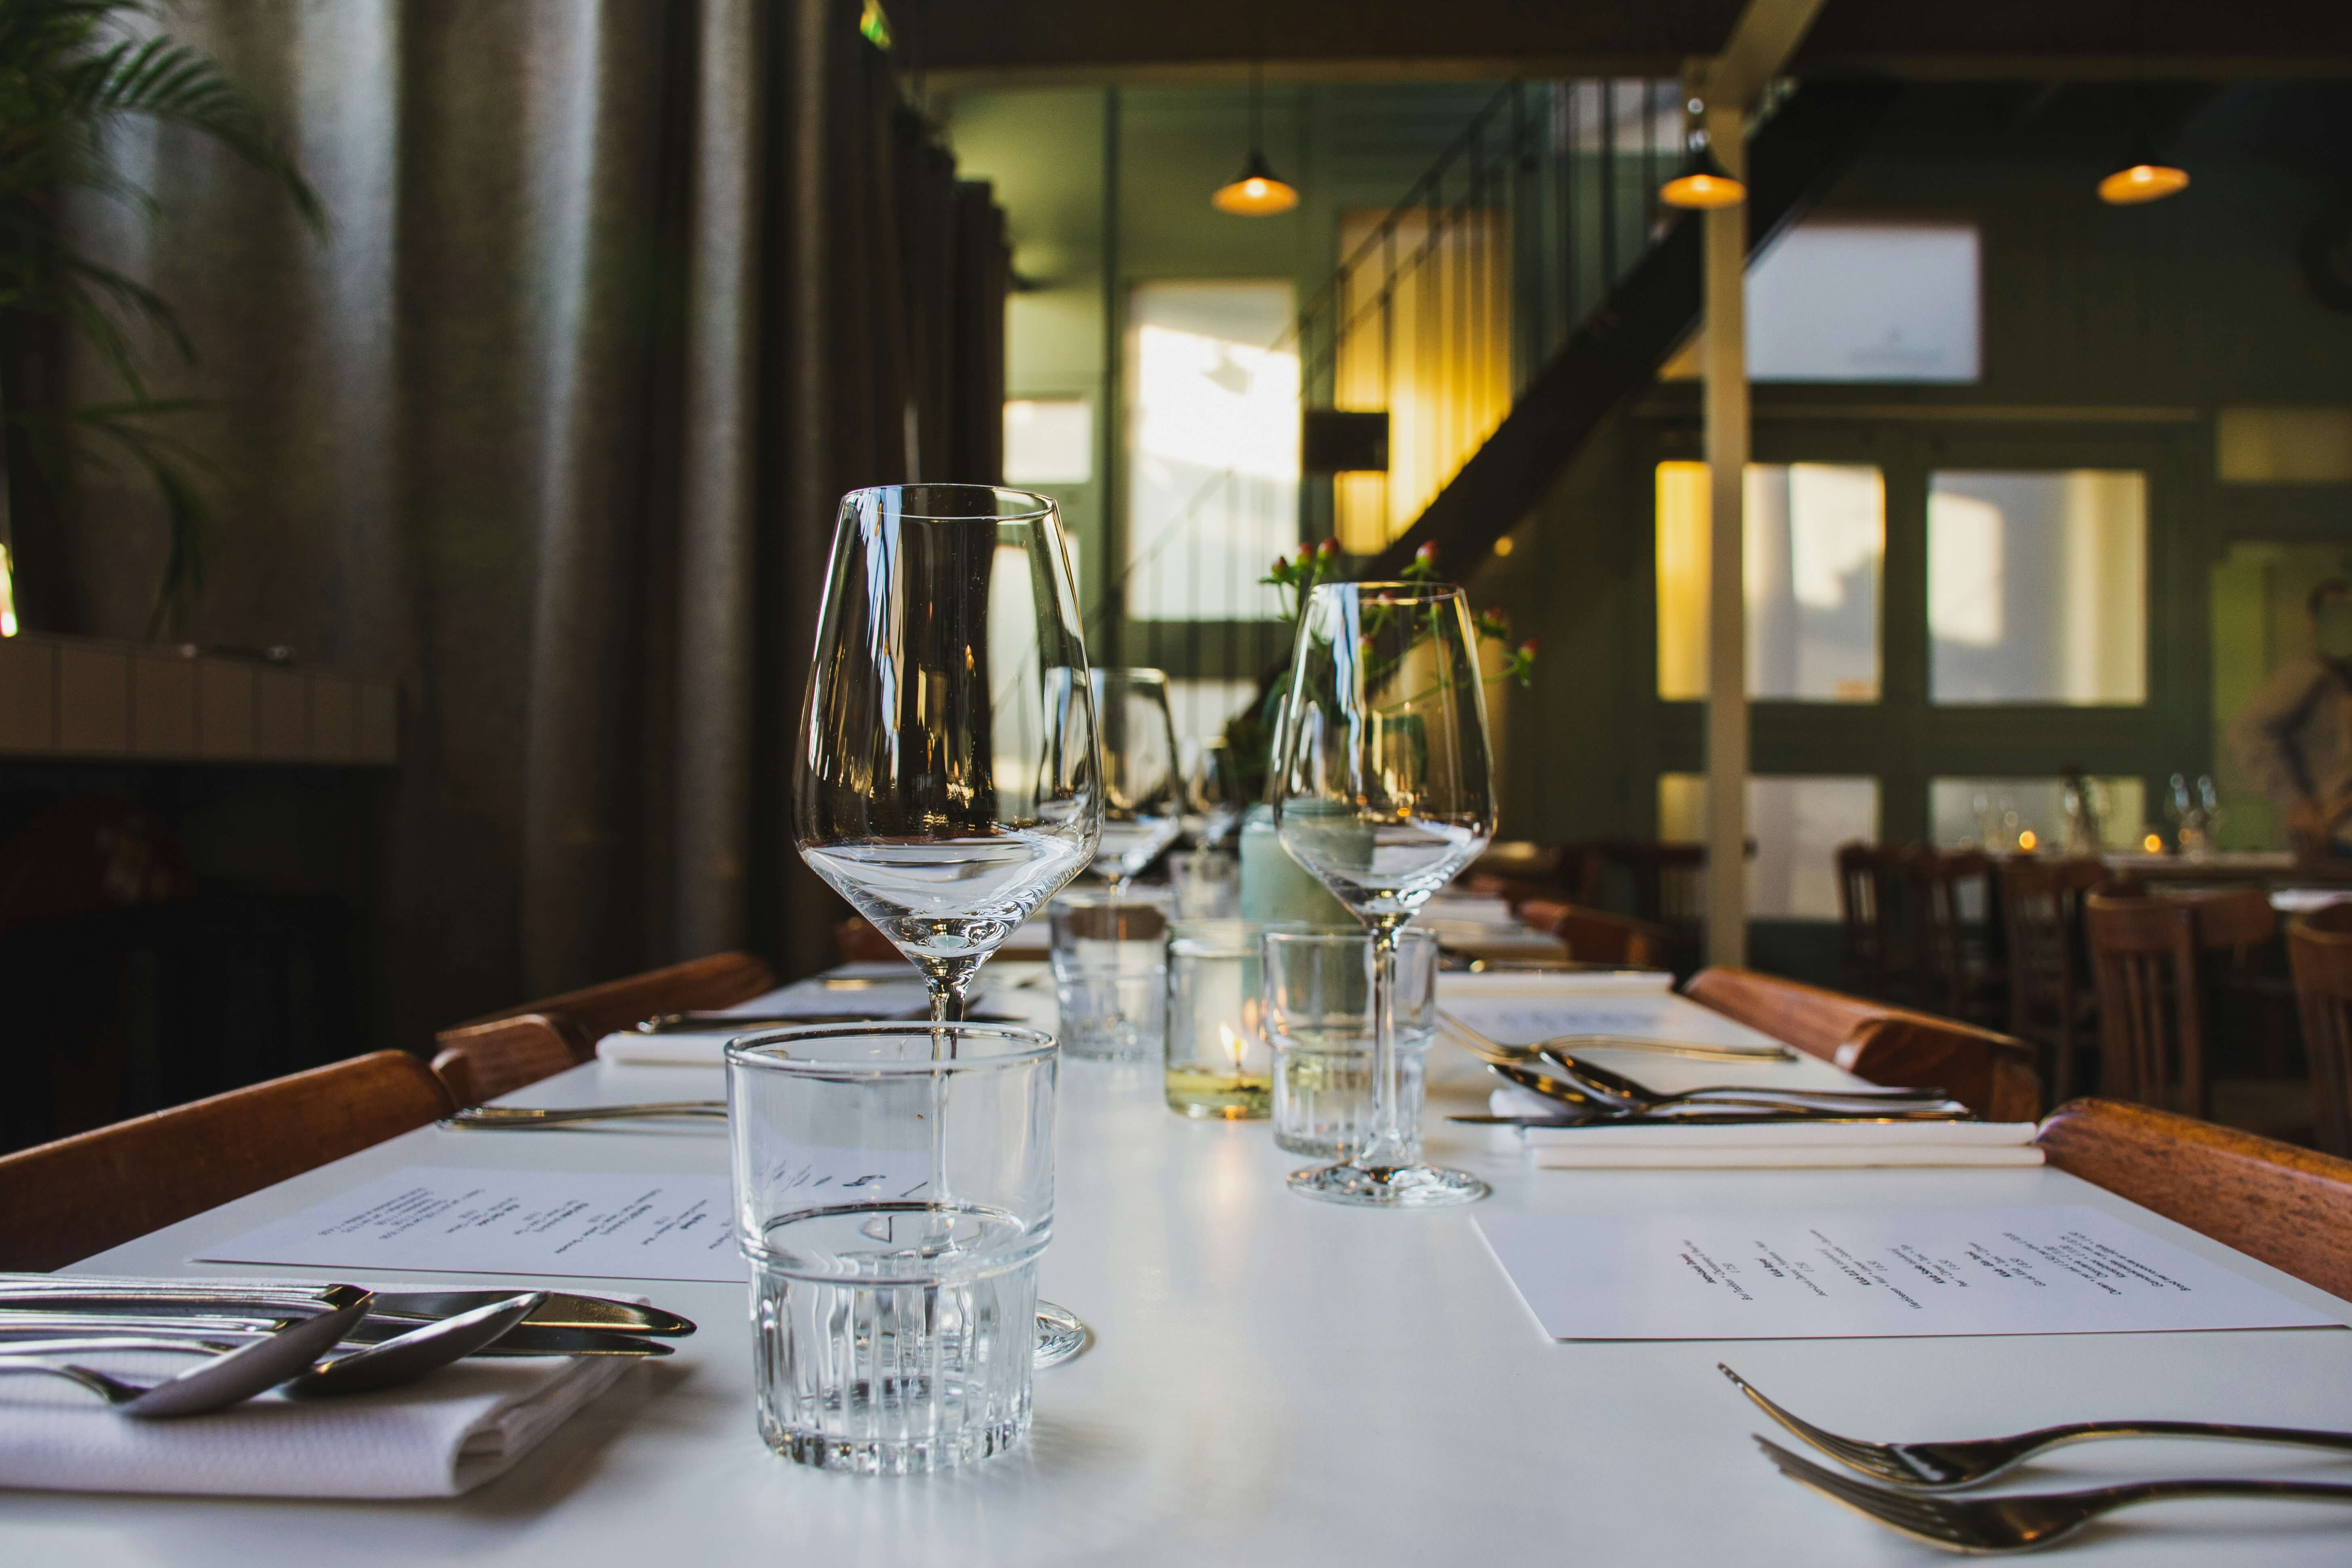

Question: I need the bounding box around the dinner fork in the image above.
[1756,1434,2352,1553]
[1724,1363,2352,1490]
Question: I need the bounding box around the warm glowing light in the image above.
[2143,833,2164,853]
[1218,1024,1247,1072]
[2017,829,2038,852]
[2098,162,2189,205]
[1493,535,1515,557]
[0,544,16,637]
[1661,169,1745,210]
[1212,158,1299,217]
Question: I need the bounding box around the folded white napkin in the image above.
[595,973,941,1066]
[1487,1088,2045,1169]
[1437,969,1676,996]
[0,1342,635,1498]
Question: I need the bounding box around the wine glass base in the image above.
[1286,1161,1489,1207]
[1034,1302,1091,1368]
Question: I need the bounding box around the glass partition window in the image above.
[1928,470,2147,705]
[1656,462,1884,701]
[1003,398,1093,485]
[1929,776,2149,854]
[1125,281,1299,623]
[1658,774,1879,919]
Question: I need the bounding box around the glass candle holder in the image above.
[1261,928,1439,1157]
[1163,919,1271,1118]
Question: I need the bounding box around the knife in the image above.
[1451,1110,1979,1127]
[0,1312,673,1357]
[0,1278,696,1337]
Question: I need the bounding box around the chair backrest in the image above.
[1605,840,1709,925]
[2180,884,2277,973]
[1998,855,2073,1031]
[443,950,777,1054]
[1683,965,2042,1121]
[2083,892,2206,1115]
[1519,899,1671,969]
[1832,842,1883,988]
[2038,1097,2352,1302]
[430,1014,579,1108]
[1837,1015,2044,1123]
[0,1051,454,1271]
[2287,903,2352,1158]
[835,917,900,964]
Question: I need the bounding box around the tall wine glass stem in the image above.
[1361,920,1410,1170]
[922,958,978,1025]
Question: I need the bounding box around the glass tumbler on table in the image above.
[1262,928,1439,1156]
[1270,580,1498,1207]
[1049,890,1169,1059]
[729,1021,1057,1475]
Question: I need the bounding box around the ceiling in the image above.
[903,1,2352,88]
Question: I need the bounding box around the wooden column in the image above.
[1702,103,1749,968]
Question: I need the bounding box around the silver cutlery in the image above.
[0,1313,672,1358]
[0,1279,696,1337]
[1529,1047,1962,1115]
[441,1101,728,1128]
[1756,1433,2352,1553]
[1482,1059,1968,1120]
[1453,1111,1979,1128]
[1725,1363,2352,1491]
[1439,1009,1795,1063]
[0,1287,371,1418]
[632,1006,1015,1034]
[288,1292,545,1397]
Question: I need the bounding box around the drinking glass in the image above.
[1271,581,1496,1206]
[1089,667,1182,894]
[1048,889,1169,1059]
[1261,928,1439,1156]
[795,485,1102,1021]
[1185,737,1244,850]
[729,1022,1055,1474]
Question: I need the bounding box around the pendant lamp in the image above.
[1213,60,1298,217]
[1660,113,1745,211]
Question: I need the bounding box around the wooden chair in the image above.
[2038,1097,2352,1302]
[0,1051,454,1271]
[1683,966,2042,1122]
[1998,855,2104,1102]
[2180,885,2298,1082]
[2084,892,2207,1117]
[443,950,776,1056]
[2287,903,2352,1157]
[430,1014,578,1108]
[1833,841,1890,998]
[1907,848,2006,1026]
[1467,842,1605,910]
[1516,898,1671,970]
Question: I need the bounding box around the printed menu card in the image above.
[1474,1205,2346,1340]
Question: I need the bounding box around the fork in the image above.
[1756,1434,2352,1553]
[1723,1363,2352,1490]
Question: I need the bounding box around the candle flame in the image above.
[1218,1023,1247,1071]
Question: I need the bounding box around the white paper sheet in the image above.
[1473,1205,2346,1340]
[1442,991,1784,1052]
[197,1167,748,1283]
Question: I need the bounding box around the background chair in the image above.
[1998,855,2104,1102]
[0,1052,454,1271]
[2287,904,2352,1157]
[1833,841,1892,998]
[1907,847,2006,1026]
[2037,1097,2352,1302]
[2084,892,2207,1117]
[1683,966,2042,1122]
[1515,898,1671,969]
[430,1014,579,1108]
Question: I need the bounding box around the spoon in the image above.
[0,1286,371,1418]
[287,1290,545,1397]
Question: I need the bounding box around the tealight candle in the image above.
[1163,920,1271,1119]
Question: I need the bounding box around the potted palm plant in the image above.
[0,0,319,636]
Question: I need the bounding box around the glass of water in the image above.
[728,1021,1056,1475]
[1048,890,1168,1059]
[1261,928,1440,1157]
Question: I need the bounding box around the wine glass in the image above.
[1187,737,1243,850]
[795,485,1102,1022]
[1271,581,1497,1207]
[1088,667,1183,895]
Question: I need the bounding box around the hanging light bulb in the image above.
[1660,111,1745,210]
[1212,59,1299,217]
[2098,131,2189,205]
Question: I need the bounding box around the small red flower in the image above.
[1518,637,1538,657]
[1317,538,1339,559]
[1414,541,1439,564]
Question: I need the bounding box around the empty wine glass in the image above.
[1088,667,1182,895]
[796,485,1102,1022]
[1186,737,1244,850]
[1272,581,1497,1207]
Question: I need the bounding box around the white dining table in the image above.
[8,977,2352,1564]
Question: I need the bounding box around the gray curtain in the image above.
[39,0,1008,1049]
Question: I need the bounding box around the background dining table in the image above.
[7,971,2352,1564]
